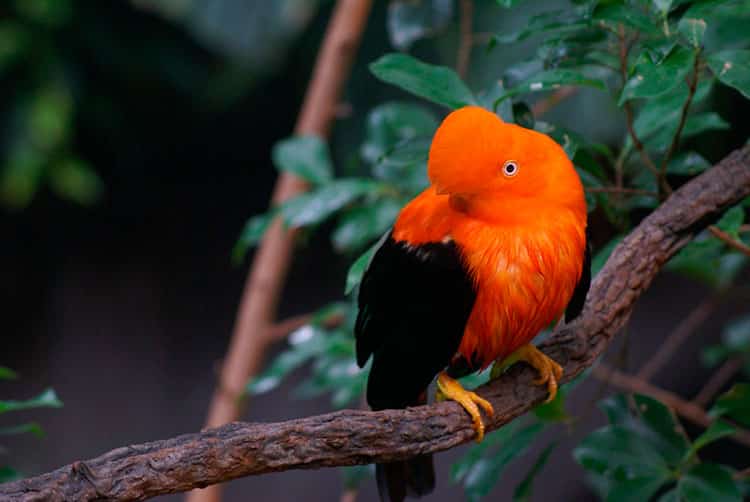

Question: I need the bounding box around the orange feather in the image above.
[393,106,587,368]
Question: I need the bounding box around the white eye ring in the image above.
[502,160,519,177]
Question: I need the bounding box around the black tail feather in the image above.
[376,455,435,502]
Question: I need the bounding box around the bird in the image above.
[354,105,590,501]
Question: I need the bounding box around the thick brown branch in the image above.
[2,147,749,501]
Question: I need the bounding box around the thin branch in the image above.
[637,295,718,380]
[531,87,578,117]
[693,357,744,408]
[659,53,701,180]
[192,1,373,501]
[709,225,750,257]
[456,0,474,79]
[593,364,750,448]
[2,147,749,502]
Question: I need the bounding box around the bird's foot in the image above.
[435,372,494,442]
[491,344,563,403]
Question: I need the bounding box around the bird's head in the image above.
[427,106,585,222]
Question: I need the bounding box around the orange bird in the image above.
[355,106,590,501]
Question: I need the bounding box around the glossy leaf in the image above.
[232,212,275,262]
[491,10,589,45]
[387,0,453,50]
[478,80,512,120]
[0,388,63,414]
[678,16,707,48]
[592,2,660,34]
[678,463,742,502]
[370,53,477,109]
[619,47,695,105]
[332,199,401,253]
[280,179,380,228]
[716,205,744,237]
[667,151,711,176]
[360,102,437,165]
[633,394,690,464]
[496,69,606,106]
[707,50,750,99]
[345,239,381,295]
[687,420,736,458]
[710,383,750,427]
[272,135,333,185]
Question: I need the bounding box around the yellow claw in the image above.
[436,372,494,442]
[492,344,563,403]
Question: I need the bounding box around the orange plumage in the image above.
[392,106,587,368]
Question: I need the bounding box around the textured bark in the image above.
[2,146,749,501]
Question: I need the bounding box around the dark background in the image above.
[2,1,748,500]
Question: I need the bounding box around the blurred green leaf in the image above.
[512,101,534,129]
[491,10,589,45]
[371,137,430,195]
[723,314,750,352]
[619,47,695,105]
[370,53,477,109]
[0,22,29,73]
[478,80,513,120]
[332,199,401,253]
[667,151,711,175]
[513,443,556,502]
[0,145,45,209]
[496,0,525,7]
[716,205,745,237]
[387,0,453,50]
[454,422,544,502]
[360,102,437,165]
[47,157,103,206]
[232,212,275,262]
[0,466,19,483]
[0,367,18,381]
[0,388,63,414]
[687,420,736,458]
[341,464,374,490]
[592,2,661,34]
[0,422,44,438]
[710,383,750,427]
[272,136,333,185]
[678,16,707,48]
[707,50,750,100]
[28,85,73,151]
[678,463,742,502]
[653,0,673,16]
[345,240,381,295]
[496,69,605,107]
[647,112,729,152]
[592,236,625,276]
[280,179,380,228]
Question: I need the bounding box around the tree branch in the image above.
[2,146,749,502]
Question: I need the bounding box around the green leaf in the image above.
[360,102,437,165]
[0,388,63,414]
[491,10,589,45]
[716,205,744,237]
[280,179,380,228]
[496,0,525,7]
[667,151,711,176]
[592,2,661,34]
[512,101,534,129]
[478,80,512,120]
[513,443,556,501]
[387,0,453,50]
[619,47,696,105]
[370,53,477,109]
[0,366,17,380]
[0,422,44,438]
[710,383,750,427]
[678,463,742,502]
[687,420,736,458]
[345,239,381,295]
[633,394,690,464]
[496,69,606,107]
[678,16,706,48]
[272,136,333,185]
[653,0,673,16]
[723,314,750,352]
[371,137,430,195]
[647,112,729,152]
[657,488,680,502]
[47,157,103,206]
[232,212,275,262]
[332,199,401,253]
[0,466,20,483]
[707,50,750,100]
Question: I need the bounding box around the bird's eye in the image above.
[502,160,519,177]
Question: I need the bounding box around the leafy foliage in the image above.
[234,0,750,498]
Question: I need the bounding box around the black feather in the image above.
[565,239,591,322]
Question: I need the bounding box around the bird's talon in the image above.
[495,344,563,403]
[436,372,494,442]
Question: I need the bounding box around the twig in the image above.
[191,2,373,501]
[593,364,750,448]
[531,87,578,117]
[637,295,717,380]
[2,147,749,502]
[709,225,750,257]
[659,53,701,181]
[456,0,474,79]
[616,27,670,196]
[585,186,657,197]
[693,357,744,407]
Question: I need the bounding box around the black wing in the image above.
[565,239,591,322]
[355,232,477,410]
